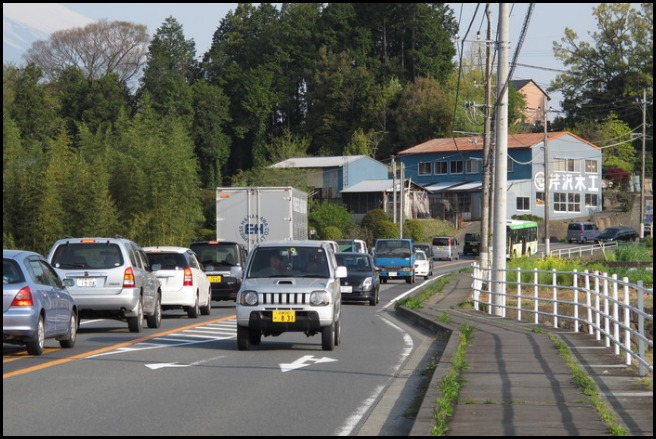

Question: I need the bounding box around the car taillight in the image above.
[123,267,136,288]
[183,268,193,286]
[11,287,34,307]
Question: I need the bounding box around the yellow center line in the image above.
[3,315,236,379]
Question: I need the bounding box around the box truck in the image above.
[215,187,308,251]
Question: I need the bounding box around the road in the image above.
[3,257,472,436]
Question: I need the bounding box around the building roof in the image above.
[510,79,550,99]
[270,155,373,169]
[397,131,598,155]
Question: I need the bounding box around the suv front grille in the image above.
[260,292,308,305]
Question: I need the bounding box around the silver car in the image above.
[48,236,162,333]
[236,240,347,351]
[3,249,78,355]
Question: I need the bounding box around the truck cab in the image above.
[373,238,415,284]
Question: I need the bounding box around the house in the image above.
[269,155,388,201]
[511,79,550,128]
[397,132,603,221]
[341,179,431,223]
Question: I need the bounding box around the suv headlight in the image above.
[239,290,258,306]
[309,290,330,306]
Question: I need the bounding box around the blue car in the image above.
[3,249,78,355]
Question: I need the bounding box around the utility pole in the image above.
[400,162,405,238]
[480,3,493,271]
[640,88,647,238]
[392,156,397,224]
[542,96,551,255]
[491,3,509,316]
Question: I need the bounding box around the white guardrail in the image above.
[471,263,653,377]
[545,242,618,259]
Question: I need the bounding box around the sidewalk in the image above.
[397,272,653,436]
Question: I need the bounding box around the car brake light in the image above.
[123,267,136,288]
[11,287,34,307]
[183,268,193,286]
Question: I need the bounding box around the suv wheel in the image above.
[237,326,251,351]
[187,295,199,318]
[147,295,162,328]
[127,299,144,333]
[200,290,212,316]
[321,322,335,351]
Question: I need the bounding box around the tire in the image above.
[405,276,412,284]
[249,328,261,345]
[59,312,77,348]
[381,278,387,284]
[369,292,376,306]
[237,325,251,351]
[321,322,335,351]
[200,289,212,316]
[26,316,45,355]
[187,295,199,318]
[147,295,162,328]
[127,299,144,333]
[334,318,341,346]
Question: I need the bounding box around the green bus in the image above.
[506,220,539,258]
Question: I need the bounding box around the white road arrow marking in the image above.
[145,355,225,370]
[279,355,338,372]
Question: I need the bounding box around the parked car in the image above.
[567,221,600,244]
[190,241,248,302]
[48,236,162,333]
[335,239,368,254]
[431,236,460,261]
[3,249,78,355]
[143,246,212,318]
[413,249,432,279]
[414,243,434,261]
[463,233,481,256]
[235,240,346,351]
[595,226,639,244]
[334,252,380,306]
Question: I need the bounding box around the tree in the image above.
[550,3,653,131]
[572,113,637,174]
[138,16,197,122]
[24,19,148,84]
[308,200,356,239]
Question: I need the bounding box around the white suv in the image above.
[143,246,212,318]
[48,236,162,332]
[236,240,346,351]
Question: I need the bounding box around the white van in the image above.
[431,236,460,261]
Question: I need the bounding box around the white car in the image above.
[143,246,212,318]
[413,249,432,280]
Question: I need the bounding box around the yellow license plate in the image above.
[272,310,296,323]
[208,275,222,283]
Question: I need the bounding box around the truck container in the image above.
[373,238,416,284]
[216,187,308,251]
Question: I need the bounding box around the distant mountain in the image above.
[3,3,93,65]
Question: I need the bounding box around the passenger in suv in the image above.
[235,240,347,351]
[190,241,248,302]
[48,236,162,332]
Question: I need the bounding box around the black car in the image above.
[335,252,380,306]
[190,241,248,302]
[463,233,481,256]
[595,226,639,244]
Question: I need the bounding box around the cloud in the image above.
[3,3,94,34]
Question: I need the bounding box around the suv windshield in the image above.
[247,246,329,278]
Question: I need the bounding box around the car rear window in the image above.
[146,252,188,270]
[432,238,450,246]
[190,243,238,266]
[51,243,124,269]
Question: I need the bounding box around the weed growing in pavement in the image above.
[549,333,628,436]
[437,312,451,324]
[431,324,473,436]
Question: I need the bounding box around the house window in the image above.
[466,158,481,174]
[516,197,530,211]
[554,192,581,212]
[418,161,432,175]
[585,160,598,173]
[536,192,545,205]
[507,157,514,172]
[554,158,577,172]
[434,161,447,175]
[585,193,598,207]
[450,160,463,174]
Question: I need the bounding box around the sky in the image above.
[3,3,617,112]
